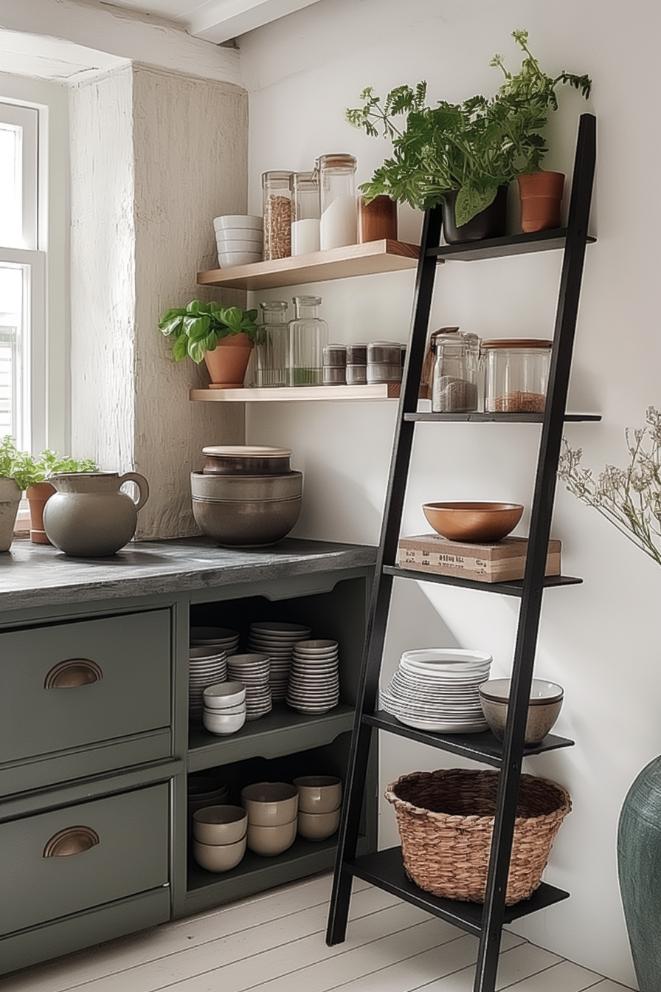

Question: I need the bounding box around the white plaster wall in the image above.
[240,0,661,985]
[132,65,247,538]
[69,66,136,472]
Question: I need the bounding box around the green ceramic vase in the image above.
[618,755,661,990]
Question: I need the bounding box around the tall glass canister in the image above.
[254,301,289,387]
[318,154,357,250]
[291,171,320,256]
[288,296,329,385]
[262,171,293,260]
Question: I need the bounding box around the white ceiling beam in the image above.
[0,0,241,85]
[187,0,323,43]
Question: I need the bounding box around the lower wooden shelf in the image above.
[190,384,400,402]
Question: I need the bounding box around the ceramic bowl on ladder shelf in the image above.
[423,502,524,543]
[479,678,564,745]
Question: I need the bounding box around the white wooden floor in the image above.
[1,874,633,992]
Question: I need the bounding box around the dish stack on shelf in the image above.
[214,215,263,268]
[188,773,230,816]
[202,681,247,736]
[248,621,312,701]
[287,639,340,714]
[188,645,228,722]
[190,626,240,653]
[382,649,492,733]
[228,654,272,720]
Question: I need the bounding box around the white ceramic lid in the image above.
[202,445,291,458]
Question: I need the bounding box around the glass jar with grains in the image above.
[263,171,293,260]
[483,339,552,413]
[430,328,480,413]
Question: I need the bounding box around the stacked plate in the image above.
[228,654,272,721]
[287,640,340,714]
[189,645,228,721]
[190,626,240,655]
[188,773,230,816]
[248,621,312,701]
[382,649,492,734]
[213,214,263,268]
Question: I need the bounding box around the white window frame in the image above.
[0,99,47,452]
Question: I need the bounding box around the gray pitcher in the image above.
[43,472,149,557]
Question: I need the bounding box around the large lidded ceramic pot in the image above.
[43,471,149,557]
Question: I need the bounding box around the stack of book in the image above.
[397,534,561,583]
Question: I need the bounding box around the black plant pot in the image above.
[442,186,508,244]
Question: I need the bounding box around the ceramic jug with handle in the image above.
[43,471,149,557]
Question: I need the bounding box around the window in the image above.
[0,100,45,451]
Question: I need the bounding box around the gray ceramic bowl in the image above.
[191,472,302,547]
[293,775,342,814]
[193,805,247,845]
[479,678,564,745]
[191,472,302,501]
[297,808,341,841]
[193,834,246,872]
[247,817,297,856]
[241,782,298,826]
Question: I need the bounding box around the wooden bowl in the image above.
[422,502,524,543]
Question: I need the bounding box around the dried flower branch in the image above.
[558,407,661,566]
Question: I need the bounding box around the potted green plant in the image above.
[0,437,24,552]
[14,449,98,544]
[346,30,590,241]
[159,300,258,388]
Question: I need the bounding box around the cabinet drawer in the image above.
[0,610,171,765]
[0,783,169,935]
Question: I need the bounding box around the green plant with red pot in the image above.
[346,30,591,242]
[159,300,258,389]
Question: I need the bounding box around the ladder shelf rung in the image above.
[404,412,601,423]
[364,711,574,766]
[427,228,596,262]
[346,847,570,933]
[384,565,583,597]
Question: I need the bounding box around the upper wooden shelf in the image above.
[197,239,419,290]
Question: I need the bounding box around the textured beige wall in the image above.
[70,64,248,538]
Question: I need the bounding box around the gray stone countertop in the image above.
[0,537,377,614]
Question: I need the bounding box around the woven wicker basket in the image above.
[386,769,571,906]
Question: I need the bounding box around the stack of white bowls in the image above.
[228,654,272,720]
[382,649,492,734]
[189,646,227,722]
[248,621,312,701]
[202,681,247,736]
[214,214,263,268]
[287,640,340,714]
[190,626,240,655]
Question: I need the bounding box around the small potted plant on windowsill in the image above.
[14,449,98,544]
[346,29,591,241]
[159,300,258,388]
[0,437,25,552]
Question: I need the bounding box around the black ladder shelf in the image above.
[326,113,597,992]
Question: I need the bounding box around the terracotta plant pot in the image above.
[204,333,254,389]
[518,171,565,233]
[0,478,21,552]
[26,482,56,544]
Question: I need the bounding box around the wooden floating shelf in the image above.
[190,383,401,402]
[197,239,419,289]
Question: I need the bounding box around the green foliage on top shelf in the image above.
[346,29,591,226]
[159,300,258,364]
[0,438,97,491]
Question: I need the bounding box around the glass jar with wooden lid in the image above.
[483,339,552,413]
[318,154,357,250]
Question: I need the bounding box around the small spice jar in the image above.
[483,339,552,413]
[263,171,293,260]
[431,328,480,413]
[291,171,320,256]
[358,195,397,243]
[367,341,403,384]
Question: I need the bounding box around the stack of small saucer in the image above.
[248,621,312,701]
[228,654,272,721]
[287,640,340,714]
[189,646,227,722]
[190,626,240,655]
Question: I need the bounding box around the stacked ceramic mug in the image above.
[228,654,272,720]
[287,639,340,714]
[248,621,312,701]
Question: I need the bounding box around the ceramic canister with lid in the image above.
[431,327,480,413]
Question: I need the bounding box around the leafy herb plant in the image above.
[346,30,591,226]
[0,438,97,491]
[159,300,258,364]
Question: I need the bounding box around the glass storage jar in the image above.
[288,296,329,386]
[291,171,320,256]
[263,171,293,260]
[318,154,357,250]
[483,339,552,413]
[431,327,480,413]
[254,301,289,387]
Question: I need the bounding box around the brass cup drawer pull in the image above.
[43,826,100,858]
[44,659,103,689]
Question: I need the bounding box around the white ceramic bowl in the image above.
[203,681,246,709]
[213,214,263,230]
[293,775,342,814]
[215,226,263,240]
[218,251,263,268]
[297,807,341,841]
[202,707,246,735]
[241,782,298,826]
[193,835,247,872]
[193,804,248,845]
[247,817,297,856]
[216,235,263,250]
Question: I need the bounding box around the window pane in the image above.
[0,263,27,446]
[0,124,22,249]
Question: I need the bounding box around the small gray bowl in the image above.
[479,678,564,745]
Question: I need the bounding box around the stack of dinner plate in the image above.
[287,640,340,714]
[228,654,272,720]
[189,646,228,721]
[248,621,312,701]
[382,649,492,734]
[190,626,240,655]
